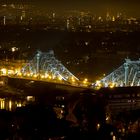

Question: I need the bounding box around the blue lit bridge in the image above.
[97,58,140,87]
[1,51,140,89]
[20,50,79,84]
[0,50,89,88]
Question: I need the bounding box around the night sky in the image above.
[2,0,140,16]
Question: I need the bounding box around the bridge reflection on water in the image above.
[0,96,35,111]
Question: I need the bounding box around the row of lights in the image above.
[95,80,116,90]
[0,68,79,84]
[0,68,91,87]
[0,98,22,111]
[0,68,21,76]
[19,72,64,81]
[0,96,35,111]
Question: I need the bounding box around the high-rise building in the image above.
[112,16,115,22]
[20,10,26,21]
[3,16,6,25]
[106,11,111,21]
[52,13,56,22]
[66,19,70,30]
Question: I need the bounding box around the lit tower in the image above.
[22,10,26,18]
[53,13,55,18]
[117,12,120,18]
[124,59,129,86]
[20,10,26,21]
[52,12,56,22]
[66,19,70,30]
[36,51,41,74]
[112,16,115,22]
[106,11,111,21]
[3,16,6,25]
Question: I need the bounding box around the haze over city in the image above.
[1,0,140,17]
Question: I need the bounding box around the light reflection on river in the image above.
[0,96,35,111]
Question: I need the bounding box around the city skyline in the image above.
[1,0,140,17]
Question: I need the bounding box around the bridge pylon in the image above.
[20,50,79,84]
[98,58,140,87]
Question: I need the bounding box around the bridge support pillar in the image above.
[124,63,129,86]
[36,51,41,75]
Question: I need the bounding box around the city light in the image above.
[17,102,22,107]
[17,72,22,76]
[9,100,12,111]
[45,73,48,78]
[96,123,100,130]
[109,83,115,88]
[106,116,109,121]
[41,75,45,79]
[83,78,88,84]
[95,80,102,87]
[48,76,52,79]
[0,98,5,109]
[27,96,35,101]
[71,77,75,83]
[27,73,30,77]
[15,69,21,74]
[8,70,14,75]
[113,135,116,140]
[58,76,62,81]
[11,47,18,52]
[1,68,7,75]
[33,74,37,78]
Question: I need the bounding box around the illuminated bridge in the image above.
[2,51,140,89]
[0,50,90,88]
[20,50,79,84]
[98,58,140,87]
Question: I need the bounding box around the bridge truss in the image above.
[20,50,79,84]
[99,59,140,87]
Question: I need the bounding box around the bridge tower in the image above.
[124,59,129,86]
[36,51,41,74]
[20,50,79,84]
[98,58,140,87]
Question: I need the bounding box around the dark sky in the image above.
[3,0,140,17]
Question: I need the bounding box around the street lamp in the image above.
[11,47,16,52]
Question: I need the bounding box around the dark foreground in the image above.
[0,77,140,140]
[0,92,139,140]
